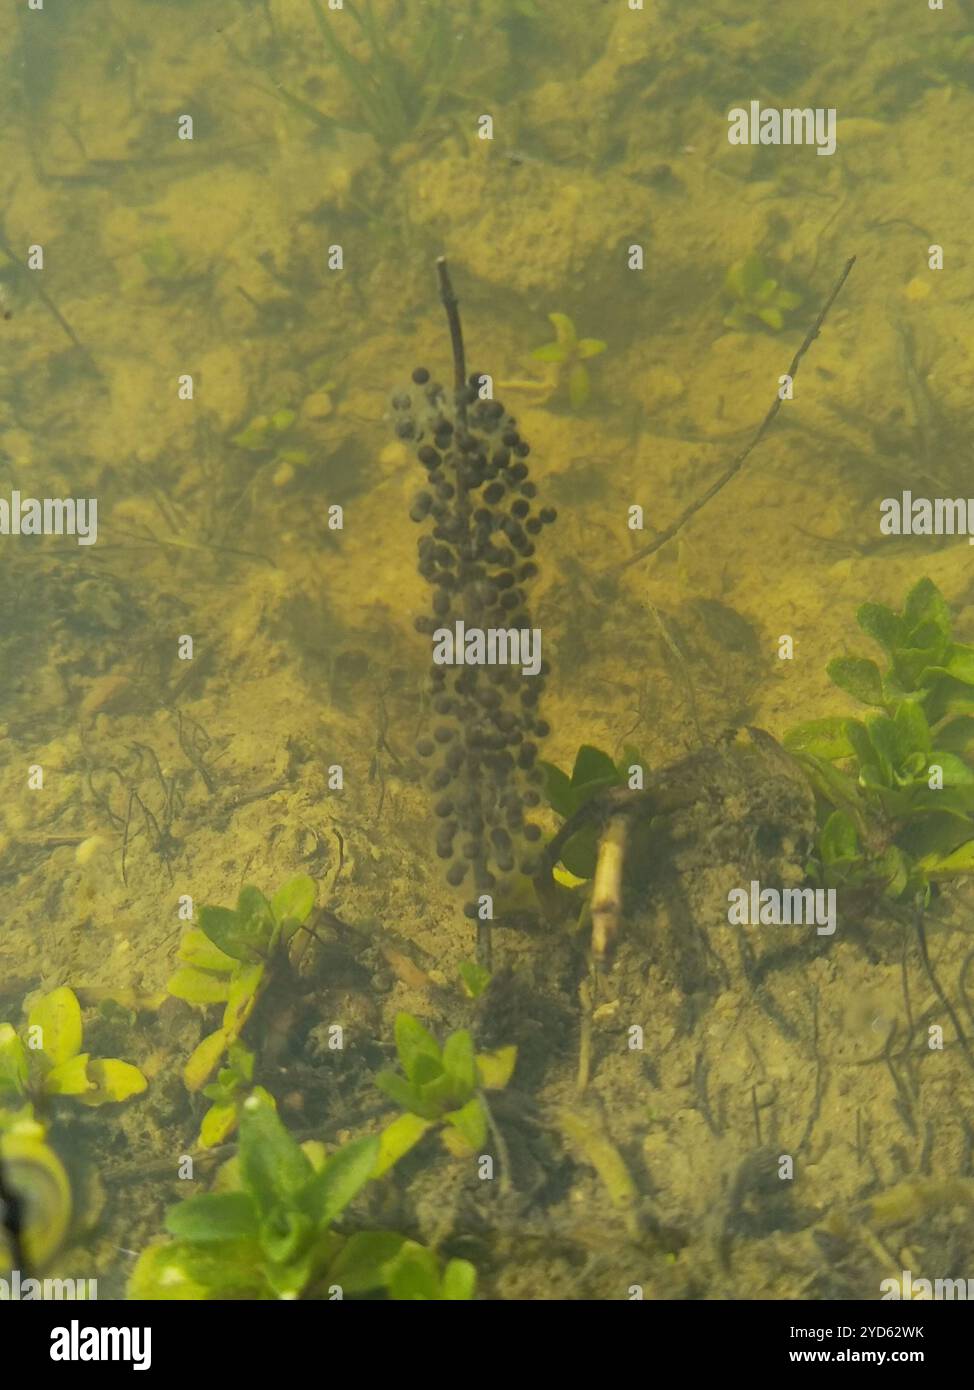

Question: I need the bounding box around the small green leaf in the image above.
[183,1029,229,1092]
[227,1041,255,1082]
[560,826,600,879]
[80,1058,148,1105]
[531,341,567,363]
[895,645,948,691]
[757,305,784,330]
[415,1069,457,1117]
[199,1101,239,1148]
[388,1243,442,1300]
[198,906,257,963]
[328,1231,411,1293]
[238,1092,313,1216]
[922,840,974,877]
[944,645,974,686]
[933,716,974,754]
[876,845,910,898]
[571,744,619,788]
[177,928,237,973]
[165,1192,258,1243]
[847,721,885,783]
[258,1206,311,1266]
[568,363,591,408]
[576,338,607,360]
[783,718,854,760]
[868,711,916,774]
[270,875,316,928]
[374,1068,422,1114]
[726,254,767,299]
[856,601,904,652]
[43,1053,92,1097]
[236,886,275,948]
[222,963,264,1039]
[476,1044,517,1090]
[299,1135,379,1229]
[827,656,885,706]
[443,1096,488,1151]
[547,312,577,347]
[903,577,949,635]
[894,699,931,757]
[127,1238,263,1300]
[29,987,83,1067]
[459,961,491,999]
[441,1258,477,1300]
[819,811,859,864]
[441,1030,476,1098]
[373,1113,434,1177]
[928,752,974,787]
[539,761,576,818]
[393,1013,441,1081]
[166,967,232,1005]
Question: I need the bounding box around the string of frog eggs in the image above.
[393,256,856,968]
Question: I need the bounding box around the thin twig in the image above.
[0,229,98,372]
[618,255,856,573]
[436,256,467,428]
[914,905,974,1076]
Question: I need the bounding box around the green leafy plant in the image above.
[197,1042,271,1149]
[230,407,296,453]
[723,253,801,331]
[531,312,607,408]
[326,1232,477,1301]
[378,1242,477,1300]
[0,987,146,1111]
[458,960,491,1000]
[373,1014,516,1175]
[301,0,460,146]
[169,876,315,1095]
[129,1090,377,1299]
[539,743,639,879]
[786,578,974,901]
[128,1090,473,1300]
[0,1107,73,1271]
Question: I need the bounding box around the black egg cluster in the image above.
[393,366,557,919]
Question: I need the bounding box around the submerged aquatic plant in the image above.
[0,1109,72,1270]
[786,578,974,901]
[170,875,316,1095]
[0,987,147,1111]
[129,1090,475,1300]
[196,1041,269,1149]
[304,0,460,146]
[539,743,639,880]
[530,313,607,408]
[130,1090,377,1300]
[230,407,296,453]
[723,253,801,332]
[373,1013,517,1174]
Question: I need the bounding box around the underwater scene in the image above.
[2,0,974,1318]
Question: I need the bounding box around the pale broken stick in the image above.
[536,777,702,967]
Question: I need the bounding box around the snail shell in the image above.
[0,1132,72,1269]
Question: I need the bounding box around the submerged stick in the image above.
[618,254,856,573]
[436,256,467,429]
[0,233,98,373]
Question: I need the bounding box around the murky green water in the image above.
[2,0,974,1304]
